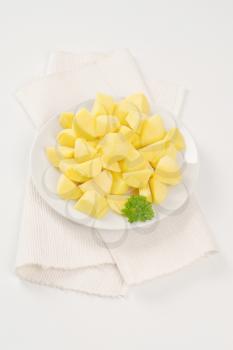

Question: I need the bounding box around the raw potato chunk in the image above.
[73,108,96,140]
[95,115,120,137]
[123,168,153,188]
[150,143,177,168]
[107,195,129,214]
[101,133,129,164]
[111,173,129,195]
[57,174,82,200]
[149,174,168,204]
[120,154,150,172]
[126,111,142,132]
[74,157,102,178]
[57,146,74,159]
[119,125,134,140]
[59,112,74,129]
[140,115,166,147]
[139,185,152,202]
[125,93,150,115]
[57,129,76,147]
[59,159,89,183]
[80,170,112,195]
[156,155,181,185]
[114,100,138,124]
[92,93,115,116]
[130,133,141,148]
[74,139,96,163]
[102,156,121,172]
[165,128,186,151]
[74,190,109,218]
[45,147,60,167]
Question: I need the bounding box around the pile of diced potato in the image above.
[46,93,185,219]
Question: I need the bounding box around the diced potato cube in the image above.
[114,100,137,124]
[45,147,61,167]
[102,156,121,172]
[57,146,74,159]
[80,170,112,195]
[59,159,89,183]
[164,128,186,151]
[92,93,115,116]
[111,173,129,195]
[130,133,141,148]
[107,195,129,214]
[126,111,142,131]
[101,133,129,164]
[57,129,76,147]
[95,115,120,137]
[120,154,149,172]
[74,157,102,178]
[74,190,109,218]
[156,155,181,185]
[149,174,168,204]
[123,168,153,188]
[57,174,82,200]
[125,93,150,115]
[59,112,74,129]
[119,125,134,140]
[74,138,96,163]
[150,143,177,168]
[73,108,96,140]
[140,115,166,147]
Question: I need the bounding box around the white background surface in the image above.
[0,0,233,349]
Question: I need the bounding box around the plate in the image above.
[30,100,199,231]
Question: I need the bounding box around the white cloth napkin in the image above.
[15,49,217,296]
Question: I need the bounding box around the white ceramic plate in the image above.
[30,100,199,231]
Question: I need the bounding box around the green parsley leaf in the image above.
[121,195,155,223]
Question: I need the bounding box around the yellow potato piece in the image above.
[73,108,96,140]
[59,112,74,129]
[57,129,76,147]
[107,195,129,214]
[59,159,89,183]
[45,147,61,167]
[139,139,167,161]
[123,168,153,188]
[114,100,137,124]
[140,115,166,147]
[119,125,134,140]
[120,154,150,172]
[95,115,120,137]
[74,157,102,178]
[92,93,115,116]
[130,133,141,148]
[125,93,150,115]
[139,185,152,202]
[101,133,129,164]
[165,128,186,151]
[126,111,143,132]
[57,146,74,159]
[149,174,168,204]
[80,170,112,195]
[150,143,177,168]
[74,190,109,218]
[74,138,96,163]
[102,156,121,172]
[111,173,129,195]
[57,174,82,200]
[156,155,181,185]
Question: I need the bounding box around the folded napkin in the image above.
[15,49,217,296]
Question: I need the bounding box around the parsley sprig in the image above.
[122,195,155,223]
